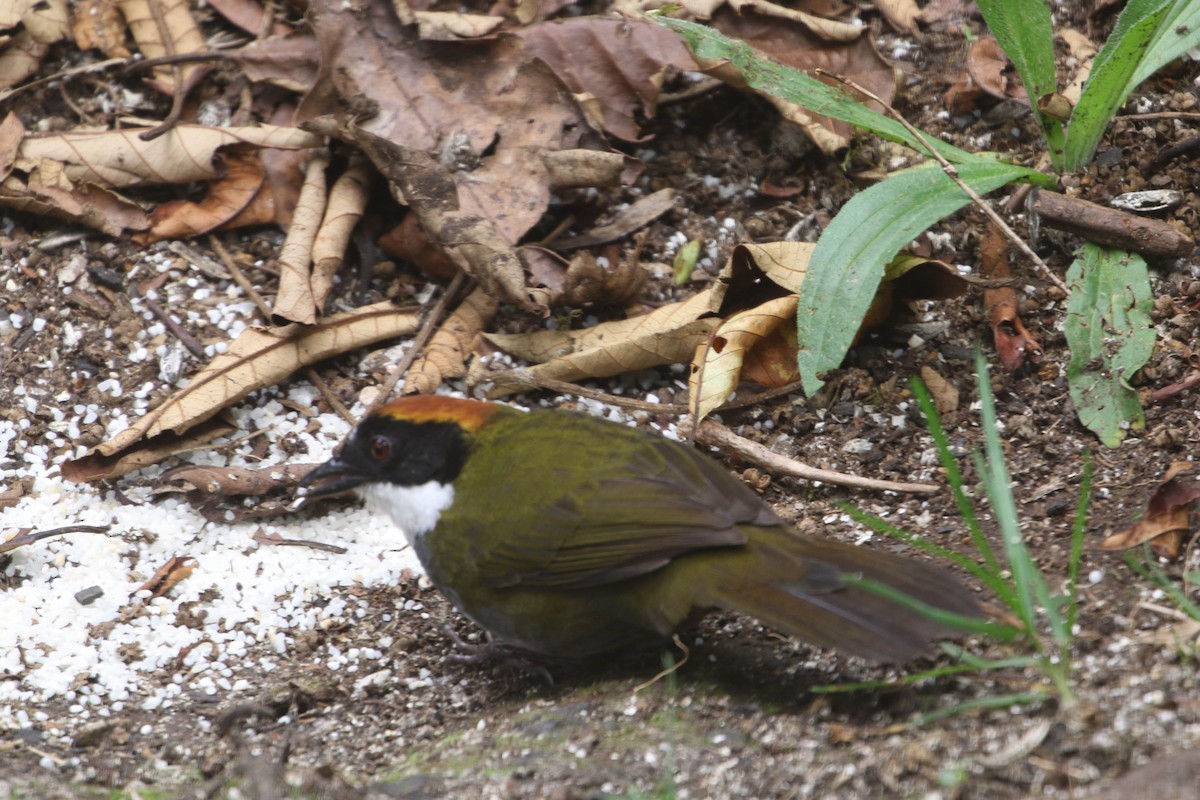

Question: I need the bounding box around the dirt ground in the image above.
[2,1,1200,798]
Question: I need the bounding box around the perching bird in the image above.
[302,396,979,665]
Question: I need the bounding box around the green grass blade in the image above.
[1124,548,1200,621]
[845,575,1024,642]
[1064,245,1155,447]
[975,0,1064,168]
[910,378,1004,577]
[1066,454,1092,633]
[795,162,1033,393]
[1065,0,1174,169]
[974,351,1053,640]
[840,503,1015,604]
[911,691,1054,725]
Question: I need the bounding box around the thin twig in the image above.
[692,416,939,495]
[633,635,690,693]
[142,296,206,358]
[367,270,469,414]
[306,367,353,424]
[815,69,1068,294]
[210,236,272,319]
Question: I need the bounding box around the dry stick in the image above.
[142,296,205,358]
[140,0,188,142]
[366,270,470,415]
[692,417,939,495]
[815,70,1068,294]
[209,236,353,423]
[0,56,129,104]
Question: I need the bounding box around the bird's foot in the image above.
[440,625,555,684]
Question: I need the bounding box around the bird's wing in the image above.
[473,433,781,590]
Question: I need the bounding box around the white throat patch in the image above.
[358,481,455,546]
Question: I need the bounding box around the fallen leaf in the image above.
[132,556,197,600]
[1102,462,1199,558]
[981,223,1042,372]
[405,287,499,395]
[63,302,419,481]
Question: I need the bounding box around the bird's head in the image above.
[301,395,507,499]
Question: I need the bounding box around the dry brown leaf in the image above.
[72,0,132,58]
[875,0,920,34]
[206,0,293,37]
[516,17,697,141]
[415,11,505,39]
[689,294,799,422]
[311,153,373,314]
[273,153,330,325]
[405,287,499,394]
[542,149,642,190]
[300,0,586,249]
[132,556,197,600]
[550,188,675,250]
[1060,29,1098,107]
[488,289,715,362]
[967,35,1028,103]
[560,248,647,307]
[0,172,151,235]
[0,30,48,90]
[157,463,314,497]
[919,365,959,414]
[1101,462,1200,558]
[980,224,1042,372]
[485,290,719,395]
[140,147,268,242]
[316,119,545,312]
[117,0,208,95]
[727,0,861,41]
[379,214,459,281]
[62,302,419,482]
[20,0,70,44]
[14,124,323,188]
[226,34,321,93]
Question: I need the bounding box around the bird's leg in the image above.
[439,624,555,684]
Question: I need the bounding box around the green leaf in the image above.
[1064,244,1156,447]
[654,17,983,164]
[1131,0,1200,90]
[1066,0,1174,170]
[795,161,1032,393]
[975,0,1064,168]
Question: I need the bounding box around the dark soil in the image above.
[2,3,1199,799]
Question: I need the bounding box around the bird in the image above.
[301,396,980,667]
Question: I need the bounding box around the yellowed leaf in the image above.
[689,295,798,422]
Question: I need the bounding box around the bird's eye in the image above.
[369,435,391,462]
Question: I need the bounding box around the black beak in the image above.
[300,456,369,497]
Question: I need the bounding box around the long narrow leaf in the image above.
[910,378,1004,578]
[796,162,1033,393]
[975,352,1055,640]
[656,17,988,165]
[1066,0,1174,169]
[975,0,1064,168]
[1131,0,1200,93]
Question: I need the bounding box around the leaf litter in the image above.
[2,0,1200,796]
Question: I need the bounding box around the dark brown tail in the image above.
[709,532,980,663]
